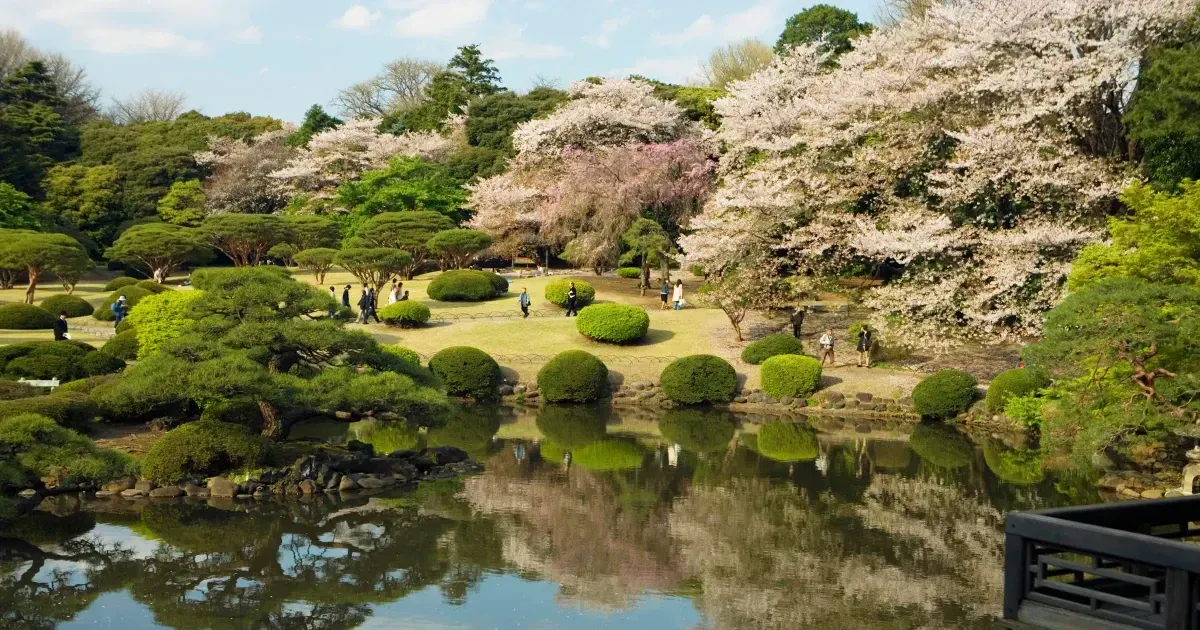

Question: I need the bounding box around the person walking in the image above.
[856,325,873,368]
[565,282,579,317]
[341,285,352,309]
[365,288,381,323]
[819,328,836,367]
[111,296,127,327]
[519,287,531,318]
[356,286,370,324]
[328,287,338,318]
[53,311,69,341]
[791,306,806,339]
[389,280,402,305]
[672,280,684,310]
[659,279,670,311]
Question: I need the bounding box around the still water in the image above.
[1,405,1100,629]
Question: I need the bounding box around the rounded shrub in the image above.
[985,367,1051,414]
[141,420,274,484]
[53,374,120,395]
[572,439,646,471]
[912,370,979,419]
[909,424,973,469]
[537,350,609,403]
[426,270,507,302]
[5,355,77,381]
[576,304,649,344]
[0,381,38,401]
[382,345,421,366]
[94,286,151,322]
[757,421,819,462]
[659,410,736,454]
[39,294,94,318]
[80,351,125,377]
[101,330,140,361]
[616,267,641,279]
[379,301,431,328]
[983,439,1045,485]
[0,392,103,431]
[0,303,56,330]
[102,277,139,292]
[740,334,805,365]
[660,354,737,404]
[428,346,501,400]
[760,354,823,399]
[545,279,596,308]
[0,413,139,487]
[134,280,171,294]
[536,405,608,449]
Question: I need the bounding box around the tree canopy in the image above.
[776,5,874,57]
[106,222,209,283]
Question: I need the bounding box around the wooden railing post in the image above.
[1165,568,1194,630]
[1004,531,1027,620]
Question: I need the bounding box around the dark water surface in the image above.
[2,405,1100,629]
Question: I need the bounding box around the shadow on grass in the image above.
[820,374,844,388]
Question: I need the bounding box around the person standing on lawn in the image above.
[111,296,127,327]
[565,282,579,317]
[672,280,684,310]
[660,279,670,310]
[328,287,338,318]
[53,311,68,341]
[819,328,836,367]
[519,288,531,318]
[365,288,382,323]
[791,306,806,339]
[857,325,873,368]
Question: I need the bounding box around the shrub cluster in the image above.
[658,410,736,454]
[908,423,973,469]
[536,405,608,449]
[102,277,140,292]
[760,354,823,399]
[0,380,38,401]
[570,439,645,471]
[576,304,649,344]
[141,420,274,484]
[0,340,125,384]
[0,392,104,431]
[94,286,151,322]
[985,367,1051,414]
[660,354,737,404]
[135,280,171,294]
[740,334,805,365]
[616,268,641,279]
[382,345,422,366]
[0,413,139,489]
[756,421,818,462]
[537,350,609,403]
[911,370,979,419]
[545,279,596,308]
[428,346,501,400]
[0,303,56,330]
[426,270,508,302]
[124,290,201,359]
[40,294,95,318]
[379,301,432,328]
[101,331,140,361]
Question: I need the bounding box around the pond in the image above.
[1,405,1101,629]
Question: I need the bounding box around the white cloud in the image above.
[655,0,780,46]
[80,27,209,55]
[336,5,381,30]
[586,13,630,48]
[654,15,714,46]
[390,0,492,39]
[613,56,702,84]
[483,24,568,60]
[234,25,263,43]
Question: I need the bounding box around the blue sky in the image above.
[1,0,880,123]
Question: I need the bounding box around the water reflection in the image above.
[2,406,1100,629]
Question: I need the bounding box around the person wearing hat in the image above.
[111,295,127,327]
[53,311,69,341]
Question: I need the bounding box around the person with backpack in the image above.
[565,282,579,317]
[519,287,532,318]
[819,328,836,367]
[111,296,127,327]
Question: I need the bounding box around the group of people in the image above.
[330,281,410,324]
[791,306,873,368]
[659,279,685,310]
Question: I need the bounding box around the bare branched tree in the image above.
[0,29,102,124]
[332,56,442,118]
[530,74,561,90]
[699,39,776,89]
[108,89,188,124]
[875,0,943,28]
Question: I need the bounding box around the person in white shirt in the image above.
[672,280,684,310]
[389,281,402,305]
[819,329,836,366]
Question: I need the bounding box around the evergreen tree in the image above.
[0,61,79,196]
[285,104,343,147]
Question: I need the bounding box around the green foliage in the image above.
[39,294,93,317]
[267,243,297,266]
[379,300,432,328]
[761,354,823,399]
[427,229,492,268]
[571,439,646,471]
[776,4,873,57]
[101,330,140,361]
[79,350,125,377]
[616,267,641,279]
[301,368,452,427]
[141,420,274,484]
[0,338,120,384]
[0,303,55,329]
[660,354,737,404]
[427,269,507,302]
[293,248,338,284]
[93,286,151,321]
[1126,26,1200,190]
[1005,395,1047,431]
[103,277,139,291]
[576,303,650,345]
[355,210,456,275]
[0,380,38,401]
[0,61,79,196]
[429,346,501,400]
[757,421,818,462]
[124,290,201,359]
[0,182,39,229]
[982,440,1045,485]
[544,279,595,308]
[740,333,805,365]
[337,157,469,229]
[285,215,341,250]
[535,404,608,449]
[537,350,609,403]
[658,410,736,454]
[908,424,973,469]
[0,413,138,488]
[0,392,102,432]
[135,279,170,294]
[619,218,673,278]
[157,180,206,226]
[200,214,293,267]
[40,163,124,244]
[911,370,979,419]
[986,367,1050,414]
[0,230,91,300]
[465,88,568,154]
[285,104,342,148]
[382,345,421,366]
[54,374,120,395]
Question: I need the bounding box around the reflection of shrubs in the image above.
[350,419,422,454]
[741,334,805,365]
[429,347,501,400]
[757,421,818,462]
[536,404,608,448]
[427,270,508,302]
[0,413,138,488]
[576,304,649,344]
[983,439,1045,484]
[912,370,978,419]
[426,410,501,456]
[545,279,595,308]
[537,350,609,403]
[868,440,912,470]
[572,439,646,471]
[760,354,822,399]
[94,286,151,322]
[103,277,140,292]
[141,420,274,484]
[909,424,973,469]
[660,355,737,404]
[0,303,56,330]
[986,367,1050,414]
[40,294,94,318]
[659,410,735,453]
[379,301,432,328]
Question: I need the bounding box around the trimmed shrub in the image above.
[659,410,736,454]
[537,350,609,403]
[5,355,76,381]
[40,294,94,318]
[572,439,646,471]
[740,334,805,365]
[985,367,1051,414]
[536,404,609,449]
[94,286,151,322]
[379,301,432,328]
[761,354,823,399]
[382,345,422,366]
[757,421,819,462]
[616,267,641,279]
[660,354,737,404]
[0,392,103,431]
[54,374,121,395]
[983,439,1045,485]
[101,330,140,361]
[426,270,508,302]
[912,370,979,419]
[0,303,56,330]
[0,381,38,401]
[115,319,135,334]
[909,424,973,469]
[135,280,171,294]
[102,277,139,292]
[80,351,126,377]
[141,420,274,484]
[545,279,595,308]
[124,290,201,359]
[0,414,139,488]
[428,346,501,400]
[576,304,649,344]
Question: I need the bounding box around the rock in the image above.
[356,475,394,489]
[499,385,513,396]
[637,391,656,400]
[746,393,763,404]
[120,488,145,498]
[1141,489,1164,500]
[844,399,859,409]
[94,490,114,498]
[103,477,137,493]
[1120,488,1141,498]
[181,484,205,497]
[207,477,239,498]
[855,423,872,434]
[346,440,374,455]
[513,384,527,394]
[339,475,359,492]
[335,410,353,420]
[831,400,846,410]
[149,486,183,498]
[253,486,269,498]
[325,472,342,490]
[134,480,156,493]
[17,489,37,499]
[825,391,845,403]
[236,494,253,500]
[1166,489,1185,499]
[298,479,317,494]
[424,446,469,466]
[794,398,807,408]
[779,396,794,405]
[631,382,646,391]
[410,456,435,473]
[855,392,873,403]
[898,397,913,407]
[525,391,540,399]
[1097,473,1124,491]
[734,396,748,404]
[761,395,777,405]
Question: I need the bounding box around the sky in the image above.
[0,0,881,123]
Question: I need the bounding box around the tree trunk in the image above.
[259,401,282,440]
[640,254,649,297]
[24,269,38,304]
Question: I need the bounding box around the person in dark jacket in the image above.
[400,291,409,301]
[365,288,381,323]
[856,325,873,368]
[659,279,670,310]
[356,286,370,324]
[342,285,352,308]
[565,282,579,317]
[790,306,806,339]
[53,312,68,341]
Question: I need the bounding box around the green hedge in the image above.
[909,424,973,469]
[0,340,120,383]
[535,405,608,449]
[94,286,151,322]
[141,420,274,484]
[80,351,126,378]
[576,304,649,344]
[985,367,1050,414]
[757,421,818,462]
[0,413,139,488]
[102,277,140,292]
[0,392,103,431]
[0,304,56,330]
[428,346,501,400]
[39,294,94,318]
[382,345,422,366]
[740,334,805,365]
[426,270,508,302]
[537,350,609,403]
[135,280,171,294]
[660,354,737,404]
[659,410,736,454]
[545,279,596,308]
[0,381,38,401]
[102,330,140,361]
[616,268,641,279]
[912,370,979,419]
[379,301,432,328]
[760,354,822,399]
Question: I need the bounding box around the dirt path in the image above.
[92,424,160,457]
